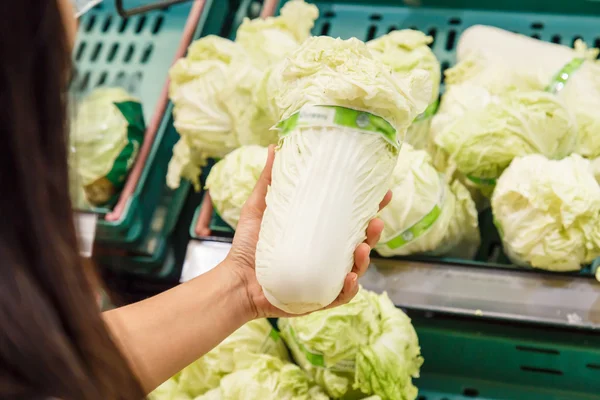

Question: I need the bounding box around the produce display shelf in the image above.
[71,0,233,253]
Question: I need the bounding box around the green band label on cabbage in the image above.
[258,328,282,354]
[546,57,585,94]
[277,105,398,149]
[286,324,355,373]
[385,174,446,250]
[413,99,439,123]
[385,205,441,249]
[104,101,145,187]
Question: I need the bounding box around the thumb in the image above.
[243,145,275,218]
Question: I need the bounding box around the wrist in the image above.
[213,258,258,322]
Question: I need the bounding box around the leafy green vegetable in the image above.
[376,144,479,259]
[166,35,276,189]
[235,0,318,70]
[70,87,144,206]
[368,30,440,150]
[435,91,577,192]
[150,320,289,399]
[195,353,328,400]
[148,378,190,400]
[456,25,600,158]
[492,154,600,271]
[591,157,600,185]
[278,287,422,399]
[166,138,206,191]
[205,146,268,229]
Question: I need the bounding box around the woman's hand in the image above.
[225,145,392,319]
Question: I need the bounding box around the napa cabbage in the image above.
[278,287,422,400]
[205,145,268,229]
[376,144,480,259]
[194,353,328,400]
[368,30,440,150]
[254,36,431,314]
[434,91,577,192]
[492,154,600,271]
[149,319,289,399]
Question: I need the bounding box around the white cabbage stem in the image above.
[256,125,396,314]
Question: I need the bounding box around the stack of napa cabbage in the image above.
[429,25,600,272]
[278,287,423,400]
[166,0,319,190]
[150,291,423,400]
[431,26,599,190]
[148,319,298,400]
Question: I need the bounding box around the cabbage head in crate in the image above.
[492,154,600,271]
[368,30,440,150]
[148,319,289,399]
[428,56,543,170]
[375,144,480,259]
[278,287,423,400]
[235,0,319,70]
[168,36,272,163]
[435,91,577,194]
[70,87,145,207]
[205,145,268,229]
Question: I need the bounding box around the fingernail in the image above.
[351,273,358,284]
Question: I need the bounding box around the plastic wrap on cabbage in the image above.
[255,36,432,314]
[235,0,318,70]
[492,154,600,271]
[375,144,479,259]
[195,353,328,400]
[435,91,577,194]
[278,287,422,400]
[205,146,268,229]
[151,319,289,398]
[456,25,600,158]
[368,30,440,150]
[70,87,145,206]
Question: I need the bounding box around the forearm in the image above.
[103,260,252,393]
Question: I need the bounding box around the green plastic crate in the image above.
[72,0,232,252]
[412,313,600,400]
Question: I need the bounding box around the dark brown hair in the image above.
[0,1,144,398]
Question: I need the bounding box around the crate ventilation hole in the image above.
[317,12,600,65]
[80,12,165,36]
